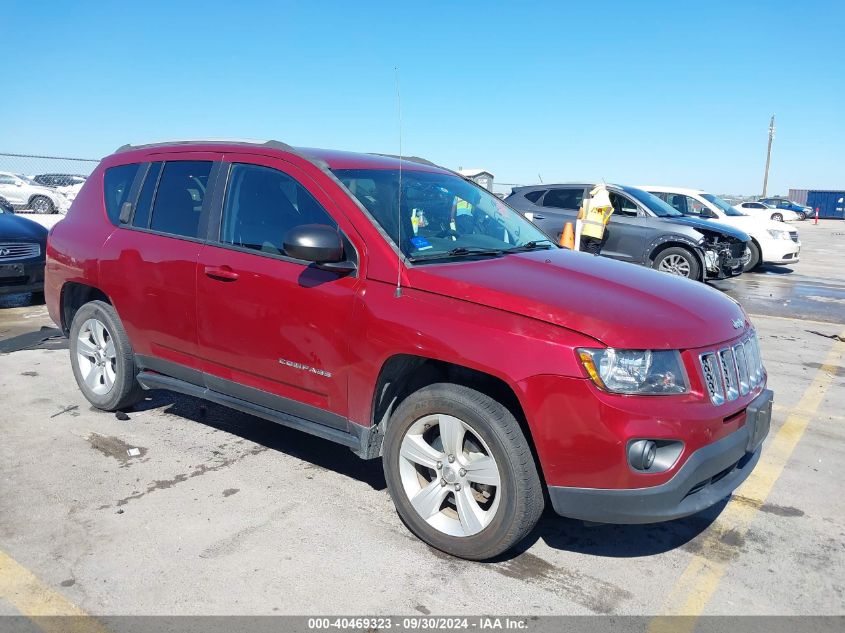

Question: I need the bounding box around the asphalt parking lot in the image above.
[0,220,843,619]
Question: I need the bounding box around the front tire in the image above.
[743,241,762,272]
[653,247,700,280]
[29,195,55,214]
[69,300,143,411]
[771,212,783,222]
[383,383,544,560]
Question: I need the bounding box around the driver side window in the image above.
[609,193,639,217]
[221,163,337,257]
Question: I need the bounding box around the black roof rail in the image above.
[113,139,297,154]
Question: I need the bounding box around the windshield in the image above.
[624,187,684,217]
[702,193,746,216]
[332,169,555,261]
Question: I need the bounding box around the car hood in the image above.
[407,249,747,349]
[0,213,49,242]
[664,216,750,241]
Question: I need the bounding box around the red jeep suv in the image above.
[46,140,772,559]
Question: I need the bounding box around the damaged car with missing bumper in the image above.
[506,183,750,282]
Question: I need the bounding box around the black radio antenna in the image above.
[394,66,404,298]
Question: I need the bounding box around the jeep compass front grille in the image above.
[699,332,763,404]
[0,242,40,261]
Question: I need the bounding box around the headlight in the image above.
[577,348,688,395]
[767,229,791,240]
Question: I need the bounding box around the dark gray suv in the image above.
[506,184,750,282]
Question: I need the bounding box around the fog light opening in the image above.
[629,440,657,471]
[627,439,684,473]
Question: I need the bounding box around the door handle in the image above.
[204,265,239,282]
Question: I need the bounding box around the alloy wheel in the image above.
[31,197,52,214]
[398,413,502,537]
[658,254,691,277]
[76,318,117,395]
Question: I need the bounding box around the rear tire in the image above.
[383,383,544,560]
[29,195,55,214]
[652,247,700,280]
[69,300,143,411]
[743,241,762,272]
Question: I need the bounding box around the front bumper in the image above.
[0,259,45,295]
[548,389,773,524]
[761,239,800,265]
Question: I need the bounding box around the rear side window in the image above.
[103,163,140,225]
[148,161,212,238]
[542,188,583,209]
[524,190,545,203]
[221,163,337,257]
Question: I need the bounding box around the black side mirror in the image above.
[283,224,355,273]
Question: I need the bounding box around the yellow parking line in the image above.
[649,328,845,631]
[0,550,110,633]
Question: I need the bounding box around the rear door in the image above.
[98,153,221,381]
[195,153,361,429]
[533,187,585,242]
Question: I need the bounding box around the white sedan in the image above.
[734,201,801,222]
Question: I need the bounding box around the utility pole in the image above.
[761,114,775,197]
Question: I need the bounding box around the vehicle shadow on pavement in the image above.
[0,326,65,353]
[504,502,726,560]
[130,390,388,491]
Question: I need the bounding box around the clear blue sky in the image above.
[4,0,843,194]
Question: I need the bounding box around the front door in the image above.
[0,174,25,205]
[196,155,360,430]
[601,192,650,262]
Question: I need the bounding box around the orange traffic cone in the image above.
[560,222,575,249]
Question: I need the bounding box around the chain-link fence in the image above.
[0,152,100,215]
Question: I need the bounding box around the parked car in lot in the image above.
[759,197,810,221]
[734,201,801,222]
[34,173,87,204]
[0,203,48,296]
[0,172,69,214]
[33,173,88,188]
[505,183,750,282]
[46,140,772,560]
[643,186,800,271]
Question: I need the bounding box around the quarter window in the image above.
[148,161,212,238]
[103,163,140,225]
[221,163,337,257]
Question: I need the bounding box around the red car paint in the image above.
[46,142,767,496]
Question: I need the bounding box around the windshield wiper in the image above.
[409,247,505,263]
[504,240,555,253]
